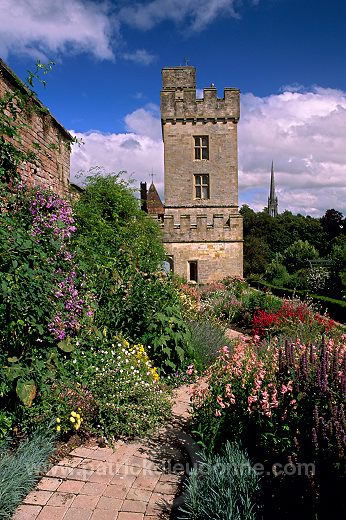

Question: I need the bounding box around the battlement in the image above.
[161,67,240,123]
[161,213,243,243]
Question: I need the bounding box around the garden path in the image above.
[12,385,194,520]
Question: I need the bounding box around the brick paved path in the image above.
[13,385,193,520]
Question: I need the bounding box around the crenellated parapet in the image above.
[161,67,240,127]
[161,213,243,243]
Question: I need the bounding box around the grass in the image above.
[177,441,261,520]
[0,429,56,519]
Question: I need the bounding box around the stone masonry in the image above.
[160,66,243,283]
[0,58,71,198]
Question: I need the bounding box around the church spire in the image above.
[268,161,278,217]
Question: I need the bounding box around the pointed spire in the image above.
[147,182,165,217]
[268,161,278,217]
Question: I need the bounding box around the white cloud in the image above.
[70,107,164,195]
[0,0,246,62]
[0,0,116,60]
[119,0,238,31]
[122,49,156,65]
[124,103,162,140]
[71,87,346,217]
[238,86,346,215]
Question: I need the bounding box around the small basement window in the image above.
[188,261,198,283]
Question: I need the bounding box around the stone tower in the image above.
[160,66,243,283]
[268,161,278,217]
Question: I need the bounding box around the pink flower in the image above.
[220,346,230,358]
[215,409,222,417]
[217,395,226,409]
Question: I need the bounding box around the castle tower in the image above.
[160,66,243,283]
[267,161,278,217]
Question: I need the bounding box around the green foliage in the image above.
[281,240,319,273]
[74,171,190,372]
[63,335,169,439]
[320,209,345,242]
[0,429,55,519]
[0,187,92,420]
[0,412,13,441]
[178,441,261,520]
[0,63,183,450]
[211,287,283,330]
[254,281,346,323]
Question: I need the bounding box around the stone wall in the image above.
[0,59,71,198]
[165,241,243,284]
[162,119,239,208]
[162,213,243,243]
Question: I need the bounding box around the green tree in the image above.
[320,209,345,243]
[73,170,189,371]
[282,240,319,273]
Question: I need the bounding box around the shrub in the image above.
[19,334,171,441]
[177,441,261,520]
[282,240,319,273]
[251,298,336,342]
[74,172,190,372]
[0,187,92,418]
[188,319,233,370]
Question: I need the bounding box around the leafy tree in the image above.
[73,170,189,371]
[320,209,345,241]
[243,234,271,276]
[282,240,319,273]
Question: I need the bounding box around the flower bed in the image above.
[192,334,346,515]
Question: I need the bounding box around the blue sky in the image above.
[1,0,346,216]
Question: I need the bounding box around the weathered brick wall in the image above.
[0,60,71,198]
[160,66,243,282]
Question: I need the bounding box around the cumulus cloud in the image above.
[119,0,238,31]
[70,107,164,195]
[238,86,346,215]
[71,87,346,216]
[0,0,116,60]
[124,103,162,140]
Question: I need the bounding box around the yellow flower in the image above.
[56,425,61,432]
[56,418,61,423]
[75,413,80,419]
[71,411,77,417]
[70,417,76,423]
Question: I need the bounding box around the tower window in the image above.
[194,136,209,160]
[194,174,210,199]
[188,261,198,283]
